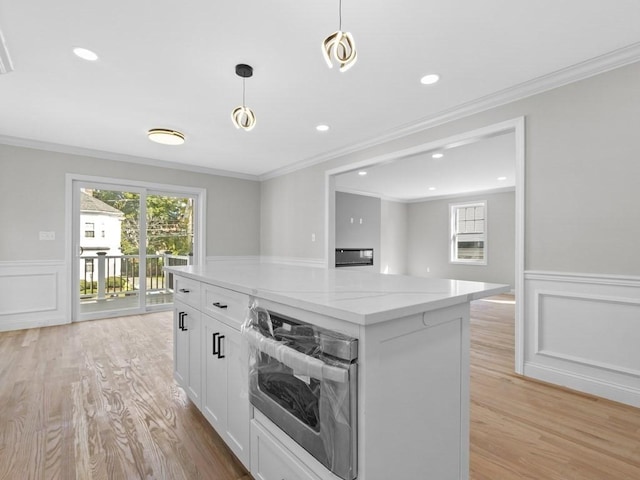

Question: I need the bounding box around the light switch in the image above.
[39,231,55,241]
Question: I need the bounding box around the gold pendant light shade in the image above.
[322,30,357,72]
[231,105,256,131]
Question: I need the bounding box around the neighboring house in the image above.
[79,191,124,279]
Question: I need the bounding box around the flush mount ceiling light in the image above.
[73,47,99,61]
[322,0,357,72]
[231,64,256,131]
[420,74,440,85]
[147,128,185,145]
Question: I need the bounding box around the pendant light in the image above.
[231,64,256,131]
[322,0,357,72]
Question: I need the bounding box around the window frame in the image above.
[449,200,488,266]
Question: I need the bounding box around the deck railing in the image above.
[80,252,191,302]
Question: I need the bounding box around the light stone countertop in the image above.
[165,262,509,325]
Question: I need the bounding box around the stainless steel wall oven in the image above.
[243,307,358,480]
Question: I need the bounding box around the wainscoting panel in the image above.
[0,261,68,332]
[524,271,640,407]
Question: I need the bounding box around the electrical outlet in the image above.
[39,231,55,241]
[311,233,316,242]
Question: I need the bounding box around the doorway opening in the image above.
[324,117,525,373]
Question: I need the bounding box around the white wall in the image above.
[260,61,640,406]
[0,144,261,331]
[380,199,407,275]
[335,192,380,272]
[407,191,515,288]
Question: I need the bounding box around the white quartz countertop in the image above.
[165,262,509,325]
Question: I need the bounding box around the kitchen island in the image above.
[165,262,509,480]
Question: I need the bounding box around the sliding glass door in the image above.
[72,180,199,321]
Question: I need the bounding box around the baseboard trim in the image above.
[524,361,640,408]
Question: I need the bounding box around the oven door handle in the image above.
[243,328,349,383]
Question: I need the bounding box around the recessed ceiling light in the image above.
[420,74,440,85]
[147,128,185,146]
[316,124,330,132]
[432,152,444,159]
[428,187,436,191]
[497,176,507,181]
[73,47,99,61]
[358,171,367,176]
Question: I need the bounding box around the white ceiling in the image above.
[1,1,640,178]
[335,131,515,201]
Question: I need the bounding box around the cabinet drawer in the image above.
[251,420,321,480]
[202,283,249,329]
[173,276,201,308]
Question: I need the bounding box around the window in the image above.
[84,222,95,238]
[450,201,487,264]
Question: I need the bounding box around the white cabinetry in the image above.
[251,418,321,480]
[172,274,251,470]
[201,311,250,467]
[173,302,201,408]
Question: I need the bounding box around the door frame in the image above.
[324,117,526,374]
[65,174,207,322]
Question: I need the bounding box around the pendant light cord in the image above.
[242,78,246,107]
[339,0,343,30]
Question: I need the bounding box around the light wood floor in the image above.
[0,295,638,479]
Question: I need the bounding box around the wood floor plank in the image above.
[1,295,639,479]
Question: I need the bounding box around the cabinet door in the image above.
[202,314,227,433]
[173,304,189,387]
[223,325,250,467]
[202,314,251,469]
[174,304,201,408]
[251,420,320,480]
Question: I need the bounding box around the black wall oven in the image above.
[243,308,358,480]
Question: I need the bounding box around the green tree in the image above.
[91,190,193,256]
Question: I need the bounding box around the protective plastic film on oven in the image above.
[242,301,358,480]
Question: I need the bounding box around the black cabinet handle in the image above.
[178,312,188,331]
[212,332,225,359]
[213,302,228,309]
[178,288,190,293]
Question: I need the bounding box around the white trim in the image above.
[0,261,68,332]
[66,174,207,322]
[262,43,640,181]
[0,259,65,267]
[326,116,526,374]
[334,186,516,204]
[533,289,640,377]
[406,186,515,204]
[525,270,640,287]
[0,135,258,181]
[524,362,640,409]
[525,271,640,407]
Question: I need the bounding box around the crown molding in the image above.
[0,135,259,182]
[335,186,516,204]
[260,42,640,181]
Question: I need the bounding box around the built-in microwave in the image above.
[335,248,374,267]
